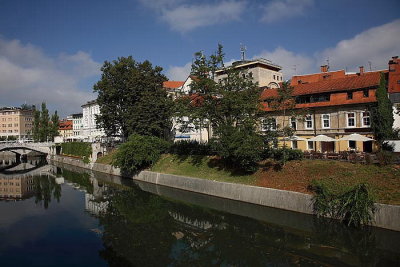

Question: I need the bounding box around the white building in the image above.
[81,100,105,141]
[71,113,83,137]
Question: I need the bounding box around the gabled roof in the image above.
[261,71,384,99]
[163,81,184,89]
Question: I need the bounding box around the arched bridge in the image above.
[0,142,53,155]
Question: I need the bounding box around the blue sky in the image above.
[0,0,399,116]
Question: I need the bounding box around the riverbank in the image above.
[49,154,400,231]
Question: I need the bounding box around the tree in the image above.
[39,102,50,142]
[49,110,60,141]
[370,73,394,149]
[177,45,264,172]
[93,56,172,139]
[32,108,41,142]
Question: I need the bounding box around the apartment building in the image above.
[71,113,83,136]
[0,107,34,140]
[261,56,400,152]
[0,176,35,200]
[81,100,105,141]
[58,119,73,138]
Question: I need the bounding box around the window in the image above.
[349,140,356,150]
[262,118,277,131]
[363,89,369,97]
[296,93,330,104]
[292,140,298,149]
[347,92,353,100]
[307,141,314,150]
[362,111,370,127]
[291,117,297,130]
[273,75,276,80]
[347,112,355,127]
[305,115,313,129]
[321,114,330,128]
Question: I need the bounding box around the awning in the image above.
[282,136,307,141]
[308,135,336,142]
[338,134,374,142]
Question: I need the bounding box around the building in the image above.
[81,100,105,141]
[261,56,400,153]
[58,119,73,139]
[215,58,283,88]
[0,176,35,200]
[388,56,400,130]
[71,113,83,137]
[0,107,34,140]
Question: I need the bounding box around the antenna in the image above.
[368,61,372,71]
[326,57,330,71]
[240,43,247,61]
[292,65,297,74]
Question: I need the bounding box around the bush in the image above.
[112,134,170,174]
[310,180,376,227]
[61,142,92,162]
[376,150,395,166]
[271,148,303,162]
[169,140,212,155]
[211,127,264,173]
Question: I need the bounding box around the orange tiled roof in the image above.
[163,81,184,89]
[262,71,383,99]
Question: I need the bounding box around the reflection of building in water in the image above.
[0,176,34,200]
[85,178,108,216]
[169,211,213,230]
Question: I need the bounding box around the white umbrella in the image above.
[308,135,336,142]
[282,136,307,141]
[338,133,374,142]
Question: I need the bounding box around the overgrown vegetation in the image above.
[61,142,92,163]
[169,140,212,155]
[112,134,169,174]
[310,180,376,227]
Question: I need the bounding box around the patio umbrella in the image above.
[338,133,374,141]
[282,135,307,141]
[308,135,336,142]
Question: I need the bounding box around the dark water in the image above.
[0,159,399,266]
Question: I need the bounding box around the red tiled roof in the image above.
[291,70,346,85]
[262,71,383,99]
[163,81,184,89]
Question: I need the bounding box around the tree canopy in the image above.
[94,56,172,139]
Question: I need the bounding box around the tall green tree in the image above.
[39,102,50,142]
[177,45,264,172]
[370,73,394,149]
[32,108,41,142]
[94,56,172,139]
[49,110,60,141]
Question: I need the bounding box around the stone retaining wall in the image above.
[50,155,400,232]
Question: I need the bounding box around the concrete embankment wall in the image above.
[50,155,400,232]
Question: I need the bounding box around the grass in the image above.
[96,150,117,165]
[151,154,257,185]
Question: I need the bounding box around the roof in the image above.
[262,71,383,99]
[291,70,346,85]
[215,58,282,74]
[163,81,184,89]
[59,120,73,130]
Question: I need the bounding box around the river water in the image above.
[0,157,399,266]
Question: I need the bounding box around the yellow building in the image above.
[0,107,34,140]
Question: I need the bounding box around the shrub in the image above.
[376,150,395,166]
[169,140,212,155]
[112,134,170,174]
[61,142,92,162]
[310,180,376,227]
[271,148,303,162]
[211,127,264,173]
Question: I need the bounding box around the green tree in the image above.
[177,45,264,172]
[39,102,50,142]
[370,73,394,149]
[32,108,41,142]
[49,110,60,141]
[94,56,172,139]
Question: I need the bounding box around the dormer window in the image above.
[363,89,369,97]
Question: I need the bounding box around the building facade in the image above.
[71,113,83,137]
[262,56,400,153]
[81,100,105,141]
[0,107,34,140]
[58,119,73,139]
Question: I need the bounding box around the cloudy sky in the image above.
[0,0,399,116]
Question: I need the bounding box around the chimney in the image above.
[392,56,399,60]
[320,65,328,72]
[359,66,364,75]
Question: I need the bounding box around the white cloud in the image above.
[261,0,314,23]
[166,62,192,80]
[0,37,100,116]
[139,0,246,32]
[318,19,400,72]
[253,47,315,79]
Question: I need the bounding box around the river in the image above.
[0,157,399,266]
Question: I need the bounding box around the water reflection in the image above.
[1,162,400,266]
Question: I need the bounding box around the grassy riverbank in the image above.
[151,154,400,205]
